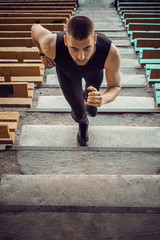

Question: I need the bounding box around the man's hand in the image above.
[41,55,55,69]
[86,86,103,107]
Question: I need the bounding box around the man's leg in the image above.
[56,66,89,146]
[83,69,103,117]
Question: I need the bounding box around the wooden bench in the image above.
[140,49,160,65]
[120,9,160,15]
[134,38,160,52]
[128,23,160,35]
[0,1,77,7]
[125,18,160,28]
[0,17,68,24]
[0,12,72,18]
[0,38,34,48]
[130,31,160,43]
[0,82,34,107]
[0,48,40,63]
[0,82,34,98]
[0,63,44,84]
[0,23,65,31]
[0,6,76,11]
[155,83,160,107]
[119,7,160,11]
[0,112,19,144]
[146,64,160,85]
[123,13,160,20]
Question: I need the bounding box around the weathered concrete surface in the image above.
[19,125,160,148]
[17,151,160,175]
[1,212,160,240]
[1,174,160,210]
[37,96,155,109]
[46,74,146,87]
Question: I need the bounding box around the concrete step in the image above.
[1,211,160,240]
[46,74,146,87]
[17,151,160,175]
[36,96,155,110]
[19,125,160,149]
[1,174,160,213]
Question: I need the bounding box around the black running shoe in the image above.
[77,122,89,146]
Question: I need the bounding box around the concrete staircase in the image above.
[1,0,160,239]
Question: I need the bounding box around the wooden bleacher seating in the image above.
[134,39,160,52]
[140,49,160,65]
[155,83,160,107]
[0,82,34,107]
[0,23,66,32]
[0,12,72,18]
[125,18,160,28]
[0,48,40,63]
[146,64,160,85]
[0,17,68,24]
[131,32,160,43]
[0,112,19,144]
[123,13,160,20]
[128,23,160,35]
[0,63,44,84]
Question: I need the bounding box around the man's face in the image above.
[64,33,97,66]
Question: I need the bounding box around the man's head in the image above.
[64,16,97,66]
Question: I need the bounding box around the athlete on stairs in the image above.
[31,16,121,146]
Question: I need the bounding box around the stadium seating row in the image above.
[117,0,160,107]
[0,0,78,144]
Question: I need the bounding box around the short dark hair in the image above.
[66,16,94,40]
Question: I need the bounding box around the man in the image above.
[31,16,121,146]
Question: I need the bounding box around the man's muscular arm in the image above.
[87,43,121,107]
[31,24,57,68]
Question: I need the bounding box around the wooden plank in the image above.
[0,76,43,84]
[0,48,41,62]
[124,13,160,19]
[121,10,160,15]
[137,39,160,48]
[0,31,60,38]
[132,32,160,40]
[0,38,34,48]
[0,63,44,77]
[142,50,160,59]
[128,24,160,32]
[0,131,15,144]
[0,0,77,2]
[0,2,77,6]
[150,69,160,79]
[119,2,160,7]
[0,13,71,18]
[0,82,34,98]
[0,17,68,24]
[0,124,10,138]
[0,98,32,107]
[0,24,65,31]
[0,121,17,131]
[0,10,74,14]
[0,112,19,121]
[126,18,160,26]
[0,6,76,11]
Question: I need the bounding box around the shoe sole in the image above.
[77,133,89,146]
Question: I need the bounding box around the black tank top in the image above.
[55,31,111,76]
